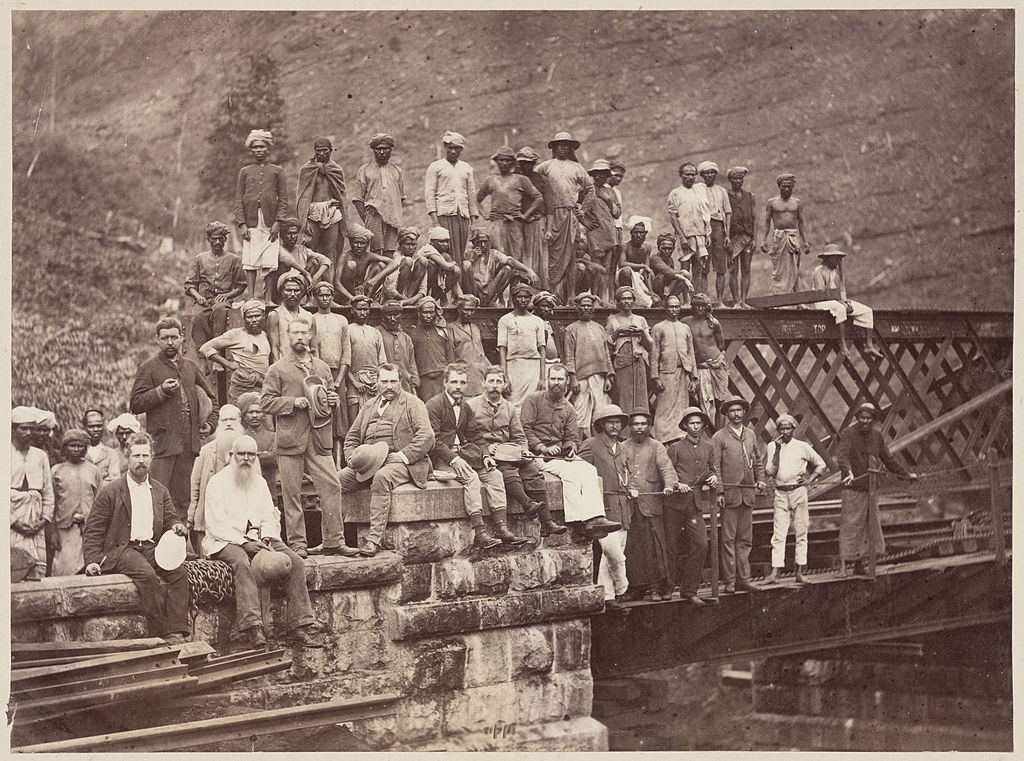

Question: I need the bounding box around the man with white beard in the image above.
[186,405,243,556]
[203,435,323,649]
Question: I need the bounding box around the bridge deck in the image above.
[590,550,1011,678]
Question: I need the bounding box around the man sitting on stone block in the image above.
[203,435,323,650]
[339,363,435,557]
[426,362,525,550]
[467,365,567,536]
[519,363,622,540]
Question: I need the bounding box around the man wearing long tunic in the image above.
[447,294,489,397]
[651,295,698,444]
[621,410,678,601]
[668,162,711,295]
[378,300,419,395]
[477,145,542,263]
[296,136,349,268]
[683,294,728,427]
[564,292,613,442]
[338,295,388,424]
[605,286,652,414]
[354,133,406,256]
[534,132,594,302]
[515,146,549,289]
[49,429,102,576]
[837,402,916,577]
[12,406,54,580]
[583,159,621,303]
[424,131,479,262]
[236,130,289,300]
[498,284,547,407]
[410,298,454,402]
[760,172,810,295]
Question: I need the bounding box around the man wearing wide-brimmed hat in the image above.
[355,133,406,256]
[710,395,765,593]
[262,315,359,559]
[578,403,632,606]
[340,363,435,557]
[425,130,479,264]
[666,407,719,605]
[477,145,543,264]
[764,413,826,585]
[535,131,595,302]
[836,402,916,577]
[809,244,884,359]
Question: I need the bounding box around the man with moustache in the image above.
[186,404,244,557]
[683,294,729,427]
[354,133,406,256]
[203,435,324,649]
[296,136,349,267]
[200,300,271,404]
[184,220,246,350]
[425,363,520,549]
[378,300,420,394]
[267,272,319,364]
[261,317,359,559]
[339,363,435,557]
[130,316,216,516]
[520,363,621,539]
[467,366,566,536]
[83,432,190,644]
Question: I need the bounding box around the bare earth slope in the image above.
[10,9,1013,425]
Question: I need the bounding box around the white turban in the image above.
[697,161,719,174]
[441,131,466,148]
[35,409,57,428]
[11,406,37,425]
[245,129,274,148]
[427,226,451,241]
[106,413,141,434]
[625,215,653,233]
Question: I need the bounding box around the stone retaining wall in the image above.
[10,476,608,751]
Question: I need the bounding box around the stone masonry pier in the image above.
[10,476,609,751]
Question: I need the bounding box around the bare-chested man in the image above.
[682,293,728,427]
[760,172,810,295]
[335,224,400,305]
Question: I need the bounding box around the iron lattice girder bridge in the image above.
[469,306,1011,484]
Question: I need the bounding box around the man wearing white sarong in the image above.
[563,292,613,442]
[651,295,698,444]
[11,406,54,580]
[498,283,547,407]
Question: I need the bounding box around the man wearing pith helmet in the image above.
[666,406,719,605]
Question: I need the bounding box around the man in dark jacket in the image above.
[82,432,190,643]
[130,316,216,518]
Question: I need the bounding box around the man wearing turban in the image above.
[514,146,549,290]
[184,220,246,352]
[49,429,103,576]
[726,167,756,309]
[759,172,810,294]
[606,286,653,414]
[272,217,331,304]
[334,223,400,305]
[354,133,406,257]
[424,131,479,263]
[698,162,732,308]
[11,406,54,580]
[338,294,388,427]
[383,227,430,307]
[476,145,543,267]
[199,300,271,403]
[668,162,712,295]
[235,129,289,300]
[296,137,350,272]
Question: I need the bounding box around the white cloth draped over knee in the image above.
[534,458,605,522]
[813,299,873,329]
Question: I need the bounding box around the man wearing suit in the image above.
[261,317,360,559]
[339,363,435,557]
[82,432,190,643]
[425,363,523,550]
[130,316,217,517]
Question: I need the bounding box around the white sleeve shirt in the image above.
[767,438,827,486]
[126,476,155,541]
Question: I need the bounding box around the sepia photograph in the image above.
[7,7,1013,752]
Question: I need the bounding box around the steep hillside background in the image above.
[11,9,1014,429]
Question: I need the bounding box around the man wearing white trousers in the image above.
[764,414,826,584]
[520,364,622,542]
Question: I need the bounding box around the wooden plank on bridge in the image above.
[746,289,839,308]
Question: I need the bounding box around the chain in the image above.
[184,559,234,631]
